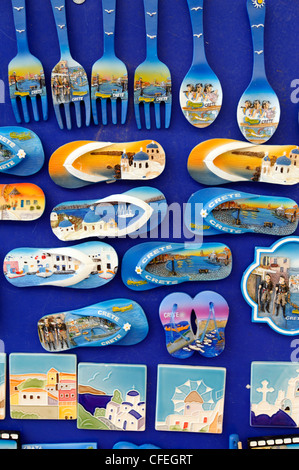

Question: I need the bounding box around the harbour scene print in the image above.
[0,183,45,221]
[9,59,46,100]
[3,242,118,289]
[211,195,299,236]
[243,238,299,335]
[155,365,226,434]
[134,66,172,106]
[180,78,222,128]
[9,353,77,420]
[250,362,299,428]
[143,244,232,282]
[49,140,165,188]
[91,61,128,102]
[77,363,146,431]
[51,59,89,105]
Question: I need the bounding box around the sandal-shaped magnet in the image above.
[187,138,299,186]
[0,127,44,176]
[0,183,45,221]
[50,186,167,241]
[49,139,165,188]
[185,187,298,237]
[38,299,149,352]
[122,241,232,291]
[159,291,229,359]
[3,241,118,288]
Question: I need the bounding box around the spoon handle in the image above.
[11,0,29,54]
[186,0,206,65]
[102,0,116,56]
[247,0,266,79]
[143,0,158,58]
[50,0,71,57]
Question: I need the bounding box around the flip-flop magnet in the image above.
[121,241,232,291]
[49,139,165,188]
[0,127,44,176]
[0,183,45,221]
[50,186,167,241]
[185,188,298,237]
[159,291,229,359]
[37,298,148,352]
[188,138,299,186]
[3,241,118,289]
[242,236,299,336]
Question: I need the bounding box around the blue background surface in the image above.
[0,0,298,450]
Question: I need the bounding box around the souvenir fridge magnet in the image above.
[0,127,44,176]
[50,187,167,241]
[187,138,299,186]
[48,139,165,188]
[91,0,128,126]
[248,434,299,449]
[155,364,226,433]
[0,354,6,420]
[9,0,48,123]
[0,183,45,221]
[236,0,280,144]
[159,291,229,359]
[133,0,172,130]
[179,0,223,128]
[0,431,20,450]
[22,442,97,449]
[250,361,299,428]
[9,353,77,420]
[37,299,148,352]
[185,188,298,237]
[121,242,232,291]
[3,241,118,288]
[77,363,147,431]
[242,236,299,336]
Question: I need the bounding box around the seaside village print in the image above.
[9,66,46,100]
[155,365,226,434]
[77,363,147,431]
[9,354,77,420]
[51,60,89,105]
[244,240,299,332]
[250,362,299,428]
[0,184,45,221]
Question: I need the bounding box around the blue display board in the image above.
[0,0,298,450]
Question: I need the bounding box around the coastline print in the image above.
[155,365,226,433]
[49,140,165,188]
[187,139,299,186]
[250,362,299,428]
[242,237,299,336]
[3,241,118,289]
[9,58,46,101]
[0,183,45,221]
[121,242,232,291]
[77,363,147,431]
[186,188,299,237]
[134,65,172,107]
[50,187,167,241]
[9,353,77,420]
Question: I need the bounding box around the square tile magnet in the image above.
[9,353,77,420]
[0,354,6,420]
[250,361,299,428]
[155,364,226,434]
[77,363,147,431]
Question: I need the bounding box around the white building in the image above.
[105,389,146,431]
[120,142,164,180]
[260,149,299,184]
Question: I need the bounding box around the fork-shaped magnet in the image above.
[133,0,172,129]
[50,0,91,130]
[91,0,128,125]
[8,0,48,123]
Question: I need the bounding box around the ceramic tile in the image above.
[155,364,226,433]
[77,363,147,431]
[9,353,77,420]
